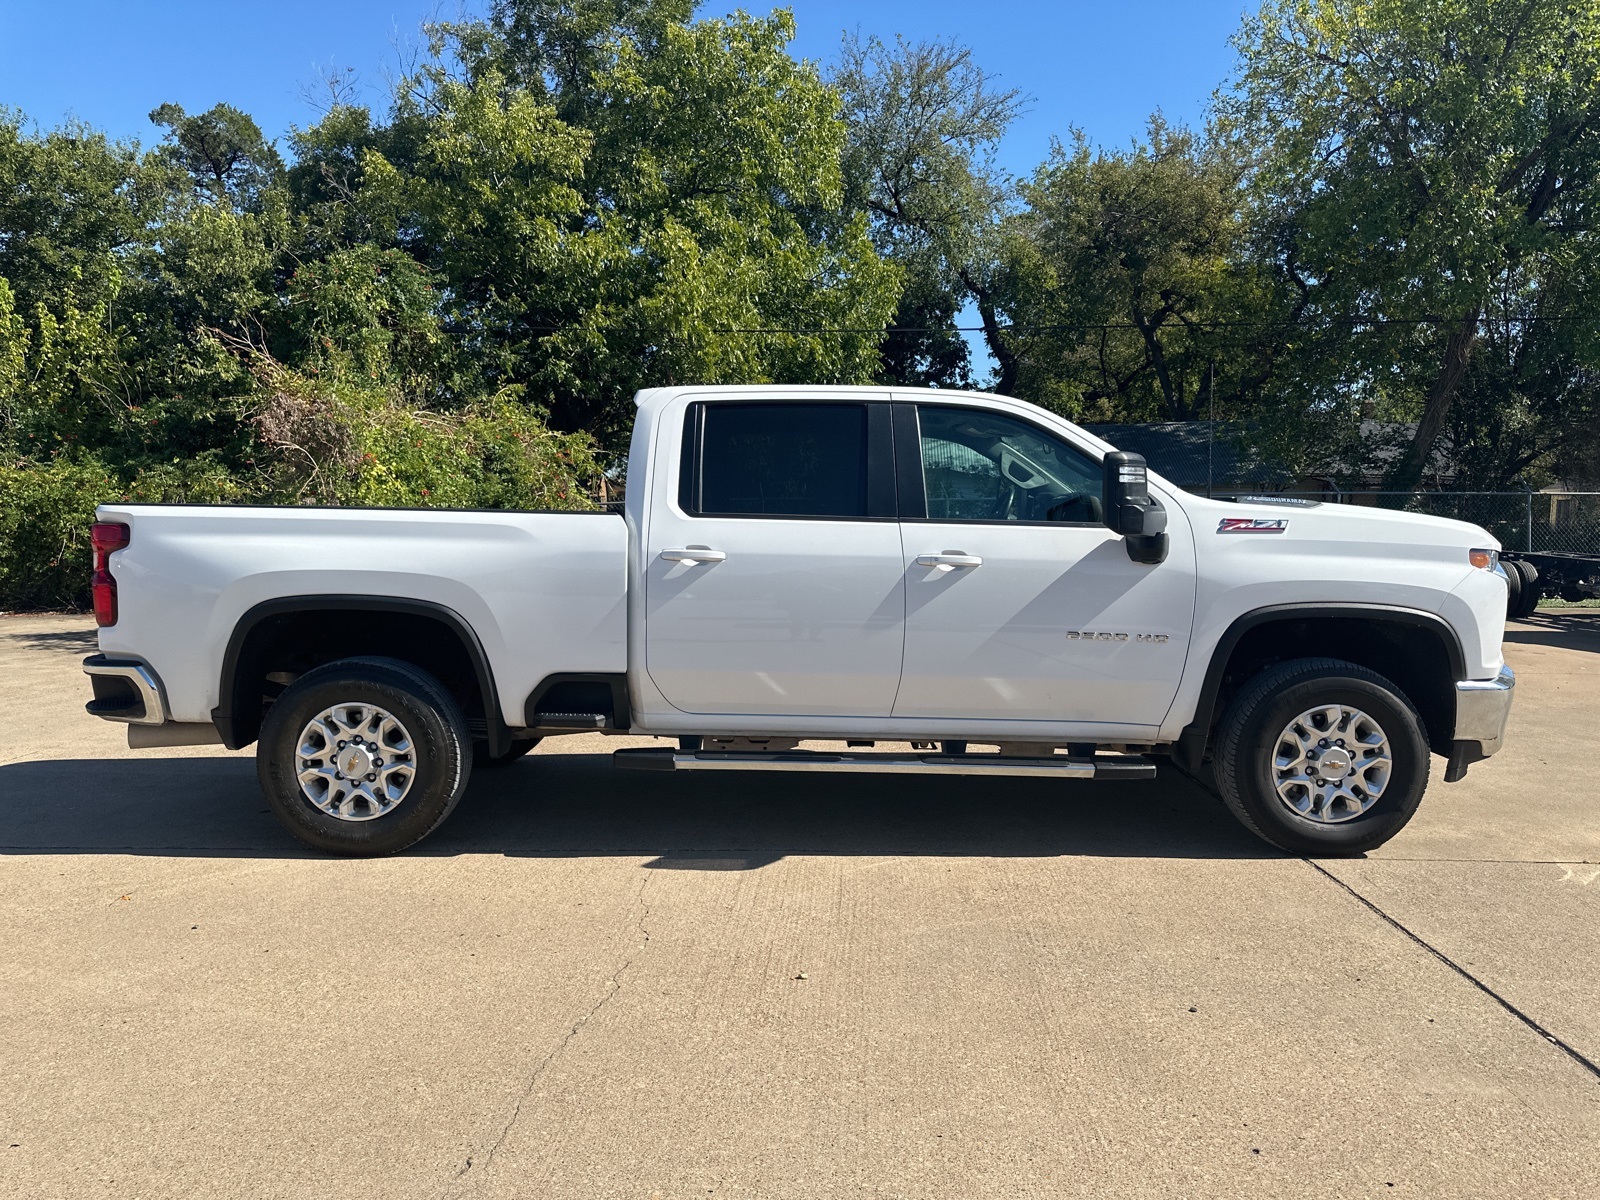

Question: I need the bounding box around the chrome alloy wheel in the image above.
[295,703,417,822]
[1272,704,1392,824]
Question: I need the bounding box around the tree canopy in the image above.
[997,120,1278,424]
[4,0,1600,609]
[1221,0,1600,488]
[833,32,1026,391]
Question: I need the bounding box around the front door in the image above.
[892,402,1195,727]
[644,398,907,717]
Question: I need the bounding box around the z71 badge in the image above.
[1218,517,1289,534]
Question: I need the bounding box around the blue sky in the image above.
[0,1,1250,175]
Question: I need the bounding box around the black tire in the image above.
[1510,559,1540,619]
[1214,658,1430,856]
[474,737,540,768]
[257,656,472,856]
[1502,559,1523,619]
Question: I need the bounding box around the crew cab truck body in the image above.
[83,385,1515,856]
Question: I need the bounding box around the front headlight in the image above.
[1469,548,1500,571]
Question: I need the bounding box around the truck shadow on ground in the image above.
[6,627,99,653]
[1505,610,1600,655]
[0,753,1276,862]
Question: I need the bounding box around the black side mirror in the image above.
[1101,451,1168,564]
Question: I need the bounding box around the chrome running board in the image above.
[613,748,1156,780]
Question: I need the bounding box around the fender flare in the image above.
[212,594,508,755]
[1174,602,1467,770]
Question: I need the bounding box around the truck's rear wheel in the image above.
[1213,658,1429,856]
[257,657,471,856]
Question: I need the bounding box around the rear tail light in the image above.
[91,522,130,627]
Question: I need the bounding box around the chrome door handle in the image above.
[660,547,727,564]
[916,552,983,569]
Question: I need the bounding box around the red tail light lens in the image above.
[91,522,130,627]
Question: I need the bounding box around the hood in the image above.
[1172,492,1499,553]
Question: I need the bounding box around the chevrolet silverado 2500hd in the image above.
[82,385,1515,856]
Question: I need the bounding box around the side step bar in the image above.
[531,711,612,731]
[613,748,1156,780]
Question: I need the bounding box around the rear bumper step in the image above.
[82,654,168,726]
[613,748,1156,780]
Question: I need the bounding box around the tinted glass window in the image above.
[917,405,1103,523]
[694,403,869,518]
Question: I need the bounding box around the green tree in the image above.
[148,102,285,209]
[1444,253,1600,488]
[833,33,1026,391]
[0,116,150,462]
[998,120,1284,423]
[1223,0,1600,489]
[874,271,976,390]
[289,0,898,440]
[0,113,151,311]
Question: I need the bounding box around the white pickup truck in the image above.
[82,385,1515,856]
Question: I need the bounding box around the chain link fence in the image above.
[1085,422,1600,558]
[1240,491,1600,556]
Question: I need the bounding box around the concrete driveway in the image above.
[1,612,1596,1198]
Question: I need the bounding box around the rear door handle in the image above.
[916,552,983,569]
[660,547,727,564]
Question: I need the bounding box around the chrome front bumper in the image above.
[1455,663,1515,757]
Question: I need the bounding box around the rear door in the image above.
[892,400,1195,727]
[643,397,907,717]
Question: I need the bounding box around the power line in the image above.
[703,312,1600,336]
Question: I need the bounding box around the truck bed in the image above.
[95,505,629,725]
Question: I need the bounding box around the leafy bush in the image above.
[0,453,247,610]
[246,356,602,510]
[0,457,118,610]
[0,360,601,611]
[350,397,601,510]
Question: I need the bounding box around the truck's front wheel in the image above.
[1213,658,1429,856]
[257,657,472,856]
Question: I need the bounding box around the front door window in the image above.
[917,405,1104,525]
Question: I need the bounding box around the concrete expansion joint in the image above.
[1305,859,1600,1085]
[441,875,656,1197]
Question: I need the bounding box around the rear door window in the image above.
[685,403,871,518]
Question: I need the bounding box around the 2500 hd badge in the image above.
[1065,631,1171,643]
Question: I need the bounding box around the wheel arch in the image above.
[213,595,508,755]
[1176,603,1466,769]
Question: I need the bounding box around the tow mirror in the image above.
[1101,451,1168,564]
